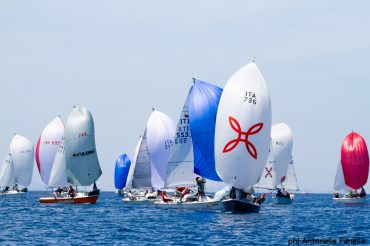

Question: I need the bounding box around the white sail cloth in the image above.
[35,117,64,185]
[147,110,176,190]
[215,62,272,189]
[65,107,102,186]
[271,123,293,184]
[165,88,198,188]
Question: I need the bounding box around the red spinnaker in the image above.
[340,132,369,189]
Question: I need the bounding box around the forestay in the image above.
[215,62,272,189]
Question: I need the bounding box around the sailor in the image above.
[359,187,366,197]
[333,192,340,198]
[281,188,289,197]
[68,186,76,198]
[161,191,173,203]
[93,182,98,190]
[230,187,236,199]
[196,177,206,197]
[255,194,266,205]
[276,188,283,197]
[13,184,19,191]
[179,187,190,202]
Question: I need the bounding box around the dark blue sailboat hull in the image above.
[222,199,260,213]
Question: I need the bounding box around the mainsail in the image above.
[340,131,369,189]
[35,117,64,185]
[48,140,69,188]
[333,161,350,192]
[0,150,16,187]
[64,107,102,186]
[165,88,197,188]
[215,62,272,189]
[189,79,222,181]
[130,132,151,189]
[125,136,143,189]
[147,110,176,190]
[282,156,299,191]
[271,123,293,185]
[114,154,131,190]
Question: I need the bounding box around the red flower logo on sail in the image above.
[223,116,264,160]
[265,167,272,178]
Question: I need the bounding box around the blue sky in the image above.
[0,1,369,192]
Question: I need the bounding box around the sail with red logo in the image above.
[341,132,369,189]
[215,62,271,213]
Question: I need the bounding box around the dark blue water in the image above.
[0,192,369,245]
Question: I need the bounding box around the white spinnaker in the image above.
[271,123,293,185]
[334,161,351,191]
[11,135,34,186]
[0,150,16,187]
[147,110,176,190]
[35,117,64,185]
[131,130,152,189]
[48,141,69,188]
[282,156,299,191]
[165,90,197,188]
[64,107,102,186]
[256,144,277,190]
[215,62,272,189]
[125,136,142,189]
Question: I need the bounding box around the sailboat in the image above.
[0,134,34,195]
[215,62,272,213]
[114,154,131,196]
[123,110,176,202]
[39,106,102,204]
[155,80,223,209]
[281,155,299,193]
[333,131,368,204]
[35,116,64,188]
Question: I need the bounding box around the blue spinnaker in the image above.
[114,154,131,189]
[189,80,222,181]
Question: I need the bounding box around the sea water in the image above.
[0,192,368,245]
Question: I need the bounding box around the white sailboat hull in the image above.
[0,190,26,196]
[333,197,366,204]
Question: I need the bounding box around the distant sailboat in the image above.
[114,154,131,195]
[39,106,102,204]
[333,132,368,203]
[155,80,223,209]
[215,62,272,213]
[256,123,295,204]
[0,134,34,195]
[123,110,176,202]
